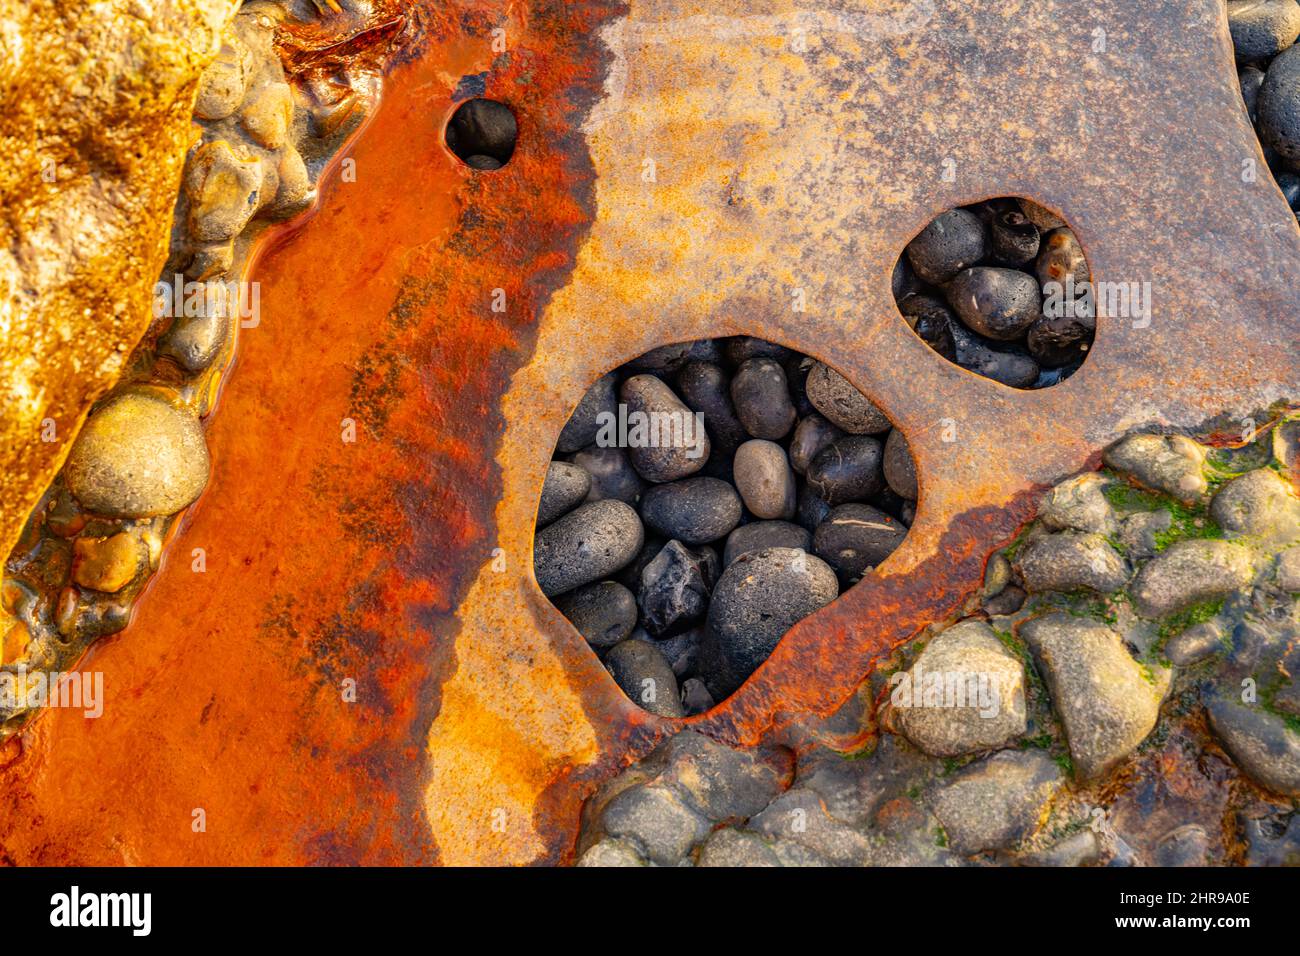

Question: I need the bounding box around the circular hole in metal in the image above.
[445,98,517,170]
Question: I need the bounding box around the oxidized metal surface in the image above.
[1,0,1297,865]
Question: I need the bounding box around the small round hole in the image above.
[445,98,517,169]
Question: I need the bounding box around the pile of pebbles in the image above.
[893,197,1094,389]
[1232,0,1300,221]
[533,337,917,718]
[444,98,518,170]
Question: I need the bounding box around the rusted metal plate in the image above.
[1,0,1297,866]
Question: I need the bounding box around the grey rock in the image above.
[680,678,715,715]
[1151,824,1210,867]
[639,476,742,545]
[947,267,1040,341]
[658,730,789,820]
[1278,546,1300,591]
[708,547,839,684]
[1016,829,1100,867]
[675,361,749,456]
[813,503,908,579]
[928,750,1063,855]
[697,828,781,867]
[656,626,705,678]
[159,312,228,374]
[882,428,918,500]
[1039,472,1117,536]
[724,336,792,365]
[796,485,833,533]
[619,374,709,482]
[1242,64,1267,123]
[1164,619,1225,666]
[1205,692,1300,796]
[905,207,988,285]
[949,321,1040,388]
[1241,811,1300,866]
[733,439,796,520]
[889,620,1027,757]
[1210,468,1300,546]
[600,783,708,864]
[1015,530,1128,595]
[1130,539,1254,618]
[555,580,638,648]
[1102,433,1207,503]
[557,373,616,454]
[723,520,811,566]
[1230,0,1300,62]
[622,342,694,375]
[576,837,646,867]
[750,787,873,865]
[638,540,718,637]
[730,358,797,440]
[604,640,685,718]
[983,552,1013,598]
[533,499,644,596]
[569,445,645,505]
[1022,613,1166,780]
[65,391,210,519]
[1117,509,1173,561]
[537,461,591,526]
[806,435,886,505]
[984,585,1026,616]
[805,362,891,434]
[789,414,844,475]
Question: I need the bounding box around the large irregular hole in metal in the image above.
[532,337,917,718]
[892,197,1095,389]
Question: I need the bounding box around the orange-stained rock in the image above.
[71,533,142,594]
[0,0,240,564]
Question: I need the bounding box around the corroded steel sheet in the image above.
[1,0,1297,865]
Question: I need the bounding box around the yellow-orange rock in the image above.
[0,0,241,564]
[72,533,143,594]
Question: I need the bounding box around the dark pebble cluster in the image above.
[445,98,518,170]
[533,337,917,718]
[1231,0,1300,219]
[893,197,1094,388]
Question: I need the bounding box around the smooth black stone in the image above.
[805,435,885,505]
[604,639,685,717]
[555,580,638,648]
[557,372,617,454]
[676,361,750,456]
[905,208,988,285]
[537,461,591,526]
[812,503,908,580]
[1027,312,1095,368]
[569,445,646,504]
[619,374,710,482]
[722,520,812,566]
[882,428,918,501]
[947,267,1040,341]
[730,358,797,439]
[796,485,833,533]
[639,540,719,637]
[724,336,792,365]
[639,476,743,545]
[897,293,958,361]
[949,321,1041,388]
[789,414,844,474]
[783,354,819,417]
[447,98,517,162]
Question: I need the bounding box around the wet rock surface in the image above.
[536,339,916,714]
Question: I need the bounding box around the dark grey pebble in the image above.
[534,499,644,596]
[537,461,591,526]
[681,678,716,716]
[619,374,710,482]
[723,520,811,566]
[789,414,844,474]
[983,584,1026,616]
[622,342,694,376]
[806,435,885,505]
[797,486,833,533]
[1241,64,1266,123]
[812,503,908,579]
[904,207,988,285]
[1026,312,1095,368]
[1229,0,1300,62]
[989,209,1040,267]
[1263,45,1300,161]
[605,640,685,717]
[724,336,792,365]
[675,361,749,455]
[882,428,918,500]
[947,267,1041,341]
[639,540,719,637]
[707,547,839,686]
[569,445,646,504]
[555,580,638,648]
[657,626,705,678]
[465,154,502,170]
[640,476,743,545]
[557,372,617,454]
[447,99,517,161]
[898,294,958,361]
[730,358,797,440]
[949,322,1040,388]
[805,362,891,434]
